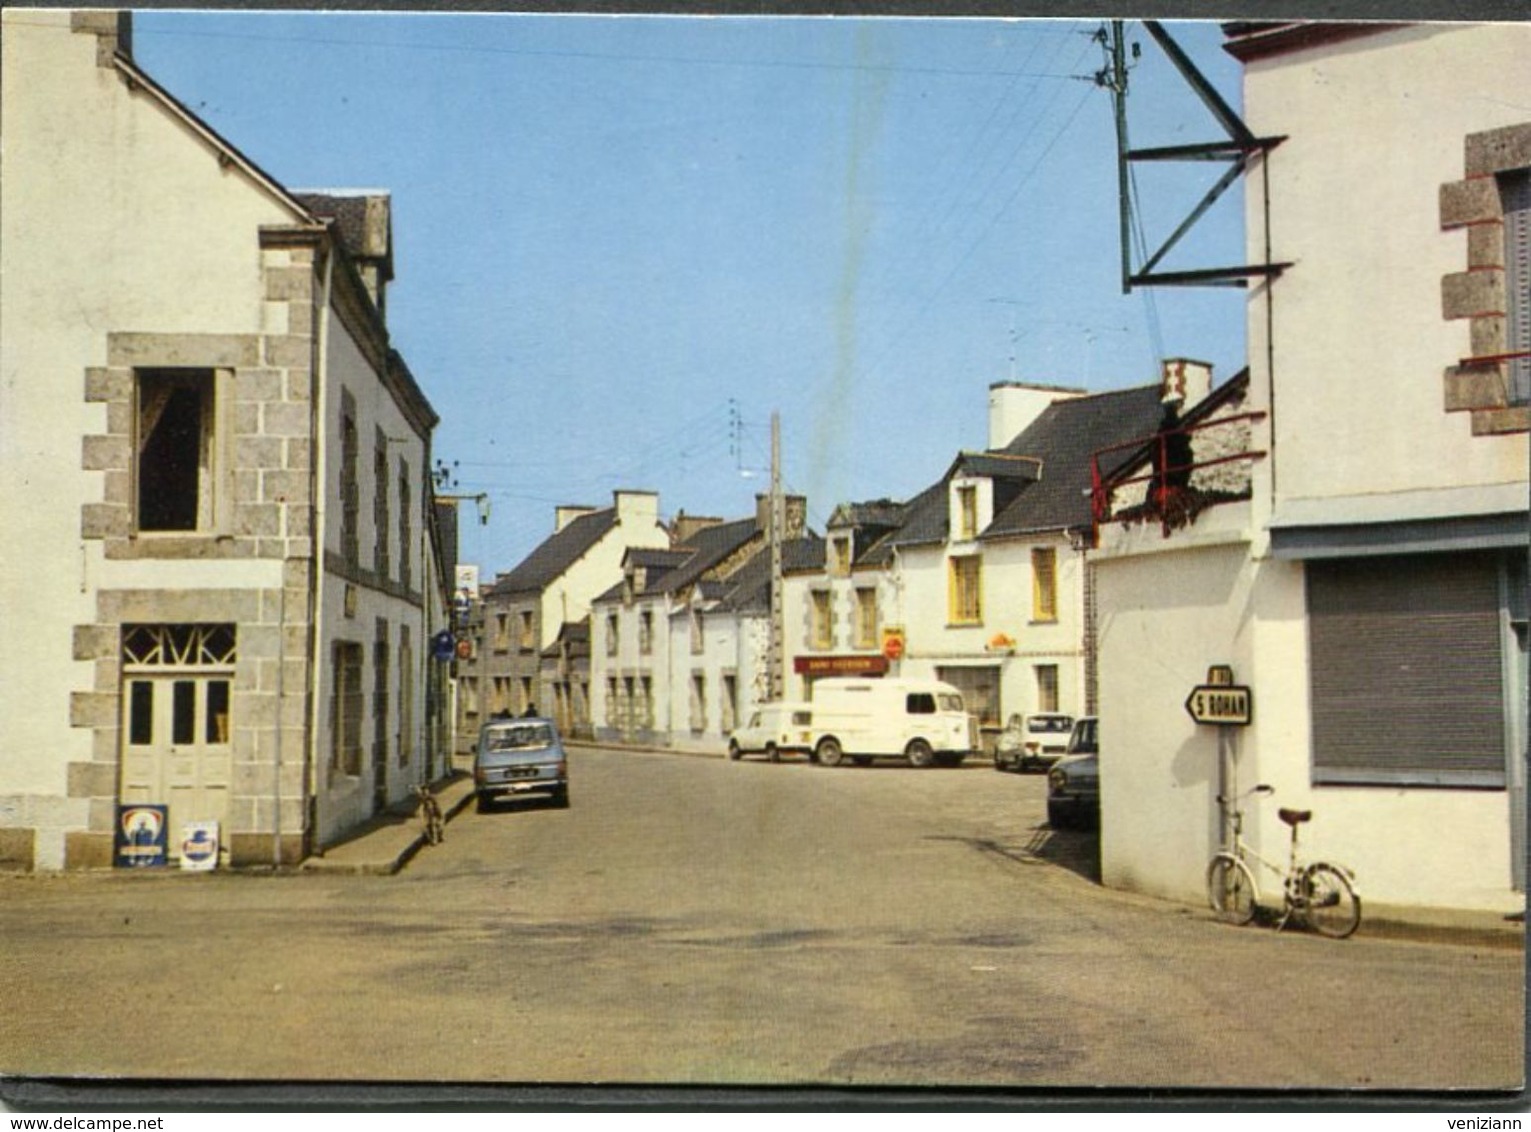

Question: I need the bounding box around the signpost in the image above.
[1184,683,1252,726]
[1187,666,1254,851]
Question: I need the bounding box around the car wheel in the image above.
[476,794,493,814]
[1047,800,1071,828]
[727,741,742,761]
[552,786,570,809]
[816,737,844,767]
[905,739,934,768]
[993,753,1005,771]
[767,744,780,764]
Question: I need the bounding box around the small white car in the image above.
[993,712,1075,773]
[727,702,814,762]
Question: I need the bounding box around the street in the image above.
[0,746,1522,1091]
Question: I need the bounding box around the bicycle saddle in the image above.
[1278,807,1312,826]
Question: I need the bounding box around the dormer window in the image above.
[829,535,852,577]
[956,483,978,541]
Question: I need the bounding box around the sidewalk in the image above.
[300,771,477,876]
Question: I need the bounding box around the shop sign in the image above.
[794,655,889,677]
[881,627,906,661]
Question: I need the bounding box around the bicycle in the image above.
[1206,784,1361,939]
[414,783,445,846]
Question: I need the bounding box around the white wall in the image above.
[0,14,297,864]
[1244,24,1529,523]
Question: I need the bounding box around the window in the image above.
[949,555,982,625]
[811,590,833,649]
[1032,547,1058,622]
[829,536,852,577]
[398,630,413,767]
[398,462,412,589]
[520,677,534,715]
[690,609,704,654]
[956,484,978,540]
[332,642,364,776]
[1307,552,1508,786]
[721,674,737,733]
[605,613,619,656]
[339,394,359,568]
[1035,664,1060,713]
[854,587,878,649]
[638,676,653,729]
[374,436,390,580]
[373,624,390,772]
[1505,169,1530,405]
[518,610,535,651]
[907,693,936,715]
[135,369,218,532]
[639,610,654,655]
[690,673,706,732]
[494,613,510,652]
[605,677,619,727]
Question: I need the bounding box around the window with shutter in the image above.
[1307,552,1507,787]
[1503,169,1530,406]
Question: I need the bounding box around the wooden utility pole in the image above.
[768,411,784,701]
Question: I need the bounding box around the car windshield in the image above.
[1070,718,1098,754]
[1029,716,1073,733]
[485,724,554,751]
[938,693,963,713]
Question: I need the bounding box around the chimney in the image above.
[554,505,596,533]
[755,494,808,539]
[672,510,723,545]
[613,489,659,528]
[72,11,132,65]
[988,382,1085,448]
[1161,358,1214,408]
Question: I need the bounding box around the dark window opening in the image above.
[172,680,196,745]
[137,370,212,532]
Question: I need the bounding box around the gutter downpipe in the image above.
[302,228,336,860]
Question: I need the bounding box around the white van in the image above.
[808,678,978,768]
[727,702,815,762]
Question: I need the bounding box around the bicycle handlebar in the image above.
[1215,784,1275,805]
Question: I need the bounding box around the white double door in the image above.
[119,673,233,857]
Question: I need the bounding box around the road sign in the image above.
[1185,684,1252,726]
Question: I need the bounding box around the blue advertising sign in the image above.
[114,804,168,868]
[431,630,457,662]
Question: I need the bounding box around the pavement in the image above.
[299,746,1526,951]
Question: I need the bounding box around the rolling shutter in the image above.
[1307,553,1505,786]
[1505,170,1530,405]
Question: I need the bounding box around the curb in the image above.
[388,785,477,875]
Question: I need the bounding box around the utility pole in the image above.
[768,411,784,702]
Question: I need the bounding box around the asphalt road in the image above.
[0,746,1523,1093]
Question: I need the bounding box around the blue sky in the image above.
[132,12,1250,573]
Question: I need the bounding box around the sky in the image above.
[131,10,1251,575]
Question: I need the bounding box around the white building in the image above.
[1092,22,1529,914]
[0,12,449,867]
[470,491,669,740]
[787,382,1164,747]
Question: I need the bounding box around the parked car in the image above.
[993,711,1075,773]
[728,702,814,762]
[1047,715,1098,828]
[474,717,569,811]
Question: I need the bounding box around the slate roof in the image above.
[984,383,1166,539]
[828,498,905,531]
[713,535,828,614]
[651,516,760,595]
[291,191,392,277]
[487,508,618,597]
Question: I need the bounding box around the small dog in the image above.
[414,783,445,845]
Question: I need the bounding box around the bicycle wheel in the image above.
[1301,863,1361,939]
[1207,854,1257,925]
